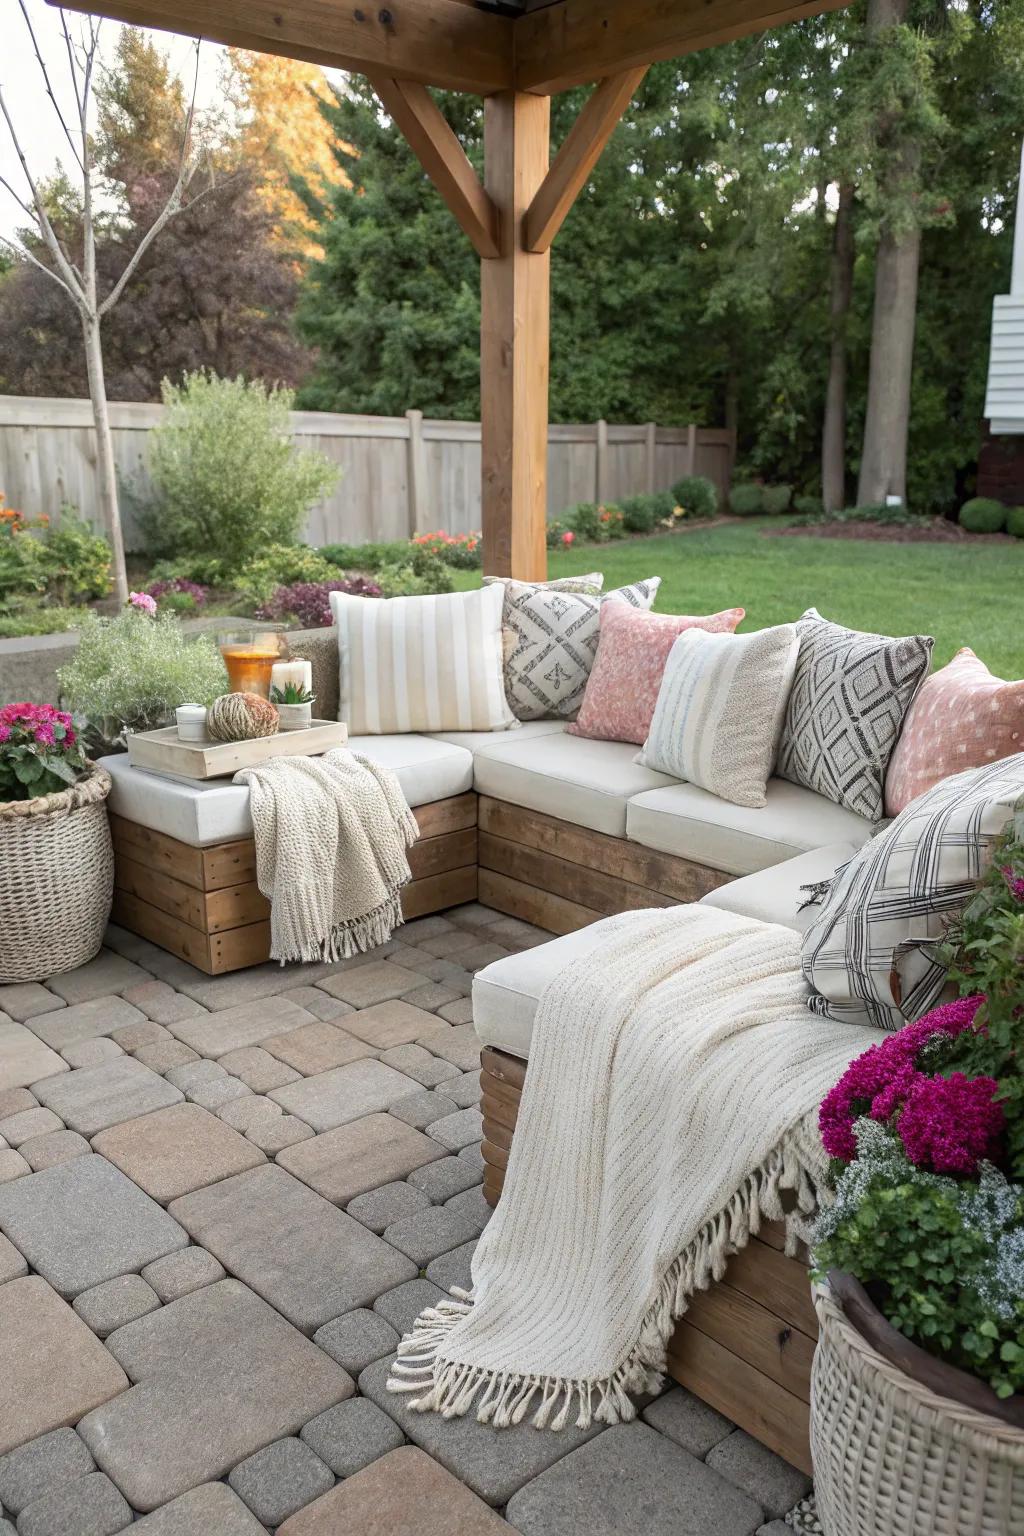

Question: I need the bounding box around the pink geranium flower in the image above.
[897,1072,1004,1175]
[129,591,157,616]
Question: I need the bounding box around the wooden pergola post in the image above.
[481,92,551,580]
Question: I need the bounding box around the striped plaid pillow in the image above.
[801,755,1024,1031]
[330,585,516,735]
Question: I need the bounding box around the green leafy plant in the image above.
[58,606,227,752]
[148,553,230,587]
[40,510,112,604]
[1006,507,1024,540]
[620,492,675,533]
[0,703,88,802]
[762,484,793,515]
[374,555,454,596]
[958,497,1007,534]
[320,540,410,571]
[410,531,482,569]
[670,476,717,520]
[270,681,315,705]
[233,545,338,610]
[729,483,764,516]
[793,494,824,516]
[141,373,340,574]
[0,604,85,638]
[810,503,919,528]
[562,502,626,542]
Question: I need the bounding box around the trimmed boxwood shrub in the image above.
[729,483,764,516]
[1005,506,1024,539]
[958,497,1007,534]
[669,475,717,520]
[762,484,793,515]
[620,491,675,532]
[793,493,823,516]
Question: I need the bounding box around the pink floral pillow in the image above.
[884,647,1024,815]
[568,601,745,745]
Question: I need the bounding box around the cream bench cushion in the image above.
[101,734,474,848]
[426,720,567,752]
[698,841,859,933]
[626,777,873,877]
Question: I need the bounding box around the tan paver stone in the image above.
[0,1087,37,1118]
[141,1246,225,1303]
[279,986,354,1022]
[217,1094,282,1133]
[0,984,65,1023]
[0,1232,27,1282]
[415,929,479,958]
[0,1277,128,1455]
[93,1103,266,1204]
[32,1058,183,1136]
[133,1040,199,1074]
[263,1020,377,1075]
[343,1000,446,1051]
[173,959,338,1012]
[277,1446,512,1536]
[246,1114,314,1154]
[218,1046,300,1093]
[439,997,474,1026]
[379,1043,461,1087]
[0,1150,30,1183]
[60,1037,124,1070]
[316,962,423,1009]
[169,1165,417,1331]
[278,1113,445,1205]
[168,996,316,1058]
[46,952,150,1004]
[79,1279,353,1511]
[129,1482,267,1534]
[109,1020,171,1052]
[269,1059,420,1132]
[25,996,147,1052]
[0,1023,67,1094]
[0,1107,63,1148]
[121,981,207,1026]
[19,1130,90,1172]
[417,1024,482,1072]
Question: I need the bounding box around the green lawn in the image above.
[456,518,1024,677]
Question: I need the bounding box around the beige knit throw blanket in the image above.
[234,749,418,963]
[389,904,878,1430]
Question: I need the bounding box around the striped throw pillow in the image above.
[329,586,516,735]
[637,625,799,807]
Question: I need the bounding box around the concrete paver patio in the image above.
[0,904,809,1534]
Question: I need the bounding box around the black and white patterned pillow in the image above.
[776,608,932,821]
[499,578,661,721]
[802,755,1024,1031]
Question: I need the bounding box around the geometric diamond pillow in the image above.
[499,578,660,722]
[776,608,933,822]
[801,754,1024,1031]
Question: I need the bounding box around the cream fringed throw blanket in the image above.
[234,749,418,963]
[389,905,878,1431]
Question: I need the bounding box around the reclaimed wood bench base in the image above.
[480,1044,815,1474]
[110,792,479,975]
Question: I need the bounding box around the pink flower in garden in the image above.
[1001,865,1024,902]
[897,1072,1004,1175]
[129,591,157,616]
[561,531,575,546]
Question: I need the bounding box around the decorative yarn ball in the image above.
[206,692,279,742]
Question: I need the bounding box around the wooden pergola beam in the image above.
[50,0,514,94]
[514,0,849,93]
[369,77,501,260]
[524,67,646,254]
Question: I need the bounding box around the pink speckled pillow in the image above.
[568,600,745,745]
[884,647,1024,815]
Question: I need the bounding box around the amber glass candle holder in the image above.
[217,629,286,699]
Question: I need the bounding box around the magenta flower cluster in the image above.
[256,577,383,629]
[819,994,1003,1174]
[146,578,208,607]
[0,701,76,749]
[1001,864,1024,903]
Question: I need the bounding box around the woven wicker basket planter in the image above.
[812,1280,1024,1536]
[0,765,114,983]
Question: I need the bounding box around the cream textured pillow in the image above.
[329,586,516,735]
[637,625,800,807]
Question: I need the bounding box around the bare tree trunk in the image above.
[822,182,854,512]
[82,312,129,605]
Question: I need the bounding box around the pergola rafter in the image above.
[50,0,836,577]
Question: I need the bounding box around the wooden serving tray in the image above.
[127,720,349,780]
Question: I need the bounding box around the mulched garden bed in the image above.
[765,515,1018,545]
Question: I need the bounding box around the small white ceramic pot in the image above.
[175,704,208,740]
[276,700,314,731]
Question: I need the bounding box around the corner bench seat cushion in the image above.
[626,777,873,878]
[698,842,860,933]
[426,720,567,752]
[468,727,677,837]
[100,734,474,848]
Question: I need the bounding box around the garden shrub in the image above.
[146,578,208,615]
[233,545,337,610]
[142,372,339,574]
[729,483,764,516]
[793,493,823,516]
[374,555,454,596]
[670,475,717,520]
[0,604,83,639]
[546,520,575,549]
[761,484,793,515]
[958,497,1007,534]
[40,510,112,604]
[620,492,674,533]
[563,502,626,541]
[148,553,230,587]
[320,540,410,571]
[410,531,482,569]
[256,576,383,628]
[1007,506,1024,539]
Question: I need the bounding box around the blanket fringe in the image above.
[387,1133,826,1431]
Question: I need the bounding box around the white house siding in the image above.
[985,140,1024,434]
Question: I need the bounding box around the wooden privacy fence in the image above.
[0,395,735,551]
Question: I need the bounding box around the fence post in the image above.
[595,418,608,503]
[644,421,656,493]
[406,409,429,535]
[687,422,698,476]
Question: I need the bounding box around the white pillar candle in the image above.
[270,659,313,697]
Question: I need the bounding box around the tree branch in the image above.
[0,83,86,304]
[0,232,81,302]
[18,0,84,172]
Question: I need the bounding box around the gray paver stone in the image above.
[60,1038,123,1070]
[217,1094,282,1133]
[427,1107,483,1152]
[389,1089,457,1130]
[402,982,462,1013]
[128,1483,266,1534]
[120,981,206,1026]
[228,1437,334,1527]
[301,1398,404,1478]
[278,1113,443,1204]
[72,1275,161,1338]
[141,1246,226,1303]
[0,1155,187,1298]
[80,1280,352,1512]
[383,1206,479,1266]
[415,930,477,958]
[417,1025,481,1072]
[108,1020,171,1053]
[92,1103,265,1204]
[18,1470,132,1536]
[444,1185,491,1235]
[445,1071,482,1109]
[447,903,502,930]
[168,996,316,1057]
[504,1422,763,1536]
[705,1430,812,1519]
[373,1278,445,1338]
[26,998,146,1053]
[641,1387,734,1458]
[439,997,474,1026]
[185,1076,252,1111]
[378,1044,461,1087]
[46,953,150,1005]
[0,1024,66,1095]
[400,917,454,941]
[0,1088,36,1119]
[169,1164,417,1332]
[425,1240,477,1294]
[279,987,354,1022]
[132,1040,199,1074]
[163,1060,225,1092]
[0,1233,27,1283]
[0,1107,62,1148]
[173,958,337,1011]
[459,1143,485,1174]
[408,1156,482,1202]
[348,1181,430,1234]
[312,1309,400,1376]
[217,1046,299,1093]
[758,1524,794,1536]
[430,963,473,997]
[32,1059,183,1137]
[0,985,64,1023]
[359,1355,601,1507]
[0,1150,29,1183]
[263,1021,376,1075]
[316,962,423,1009]
[0,1428,94,1515]
[246,1113,314,1154]
[270,1059,419,1132]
